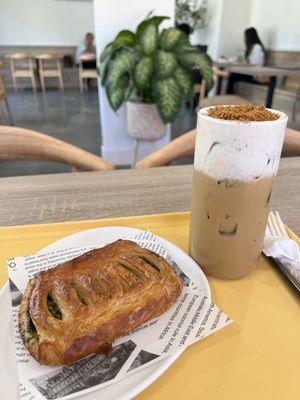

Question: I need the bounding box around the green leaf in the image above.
[177,51,213,90]
[147,15,170,27]
[136,15,169,56]
[124,81,134,101]
[134,56,153,90]
[100,42,116,62]
[159,28,189,51]
[155,50,177,79]
[175,44,196,53]
[155,77,182,123]
[136,15,169,39]
[139,23,158,55]
[114,30,136,47]
[106,49,138,87]
[174,66,193,99]
[106,84,124,111]
[118,73,130,88]
[99,56,110,84]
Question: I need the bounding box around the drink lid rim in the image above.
[198,106,288,126]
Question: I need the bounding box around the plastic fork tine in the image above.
[273,212,283,236]
[270,212,281,236]
[265,224,271,237]
[266,217,272,237]
[267,212,275,236]
[275,211,289,237]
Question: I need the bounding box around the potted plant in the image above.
[175,0,207,33]
[99,13,213,141]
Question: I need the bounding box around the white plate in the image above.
[0,226,210,400]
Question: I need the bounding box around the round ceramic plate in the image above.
[0,226,210,400]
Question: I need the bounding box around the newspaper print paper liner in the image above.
[5,226,232,400]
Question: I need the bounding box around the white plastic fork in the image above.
[264,211,300,292]
[265,211,289,239]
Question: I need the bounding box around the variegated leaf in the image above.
[177,51,213,90]
[106,50,138,87]
[106,84,124,111]
[159,28,189,51]
[174,66,193,99]
[155,50,177,79]
[155,77,182,123]
[134,56,153,90]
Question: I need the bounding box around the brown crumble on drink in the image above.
[207,104,279,121]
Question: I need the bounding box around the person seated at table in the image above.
[244,27,266,66]
[75,32,96,68]
[227,27,267,93]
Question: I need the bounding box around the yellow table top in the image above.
[0,212,299,400]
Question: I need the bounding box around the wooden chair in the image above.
[0,74,14,125]
[189,69,249,111]
[0,126,114,171]
[6,53,36,92]
[79,54,97,93]
[36,54,64,92]
[135,128,300,168]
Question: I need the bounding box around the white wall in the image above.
[94,0,174,165]
[217,0,252,58]
[190,0,224,59]
[0,0,94,46]
[250,0,300,51]
[190,0,300,60]
[190,0,251,59]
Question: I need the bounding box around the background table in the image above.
[0,158,299,234]
[214,62,300,108]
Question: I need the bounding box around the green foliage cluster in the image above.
[100,14,213,123]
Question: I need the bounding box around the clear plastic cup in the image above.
[189,107,288,279]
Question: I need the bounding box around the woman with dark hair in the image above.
[244,27,266,66]
[227,27,266,94]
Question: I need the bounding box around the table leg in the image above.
[216,75,223,95]
[265,76,277,108]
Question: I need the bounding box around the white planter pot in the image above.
[126,101,167,141]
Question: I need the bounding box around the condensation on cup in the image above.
[189,106,288,279]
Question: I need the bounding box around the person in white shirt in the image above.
[75,32,96,65]
[244,27,266,66]
[227,27,266,93]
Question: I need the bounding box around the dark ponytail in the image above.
[244,27,266,63]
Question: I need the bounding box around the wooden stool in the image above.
[36,54,64,92]
[6,53,36,92]
[79,54,97,93]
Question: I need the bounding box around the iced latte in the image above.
[189,105,288,279]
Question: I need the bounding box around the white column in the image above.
[93,0,175,166]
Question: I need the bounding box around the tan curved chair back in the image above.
[8,52,30,60]
[6,53,36,92]
[0,126,114,171]
[36,53,61,60]
[36,53,64,92]
[80,53,97,62]
[135,130,196,168]
[135,128,300,168]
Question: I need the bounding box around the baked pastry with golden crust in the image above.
[19,239,183,366]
